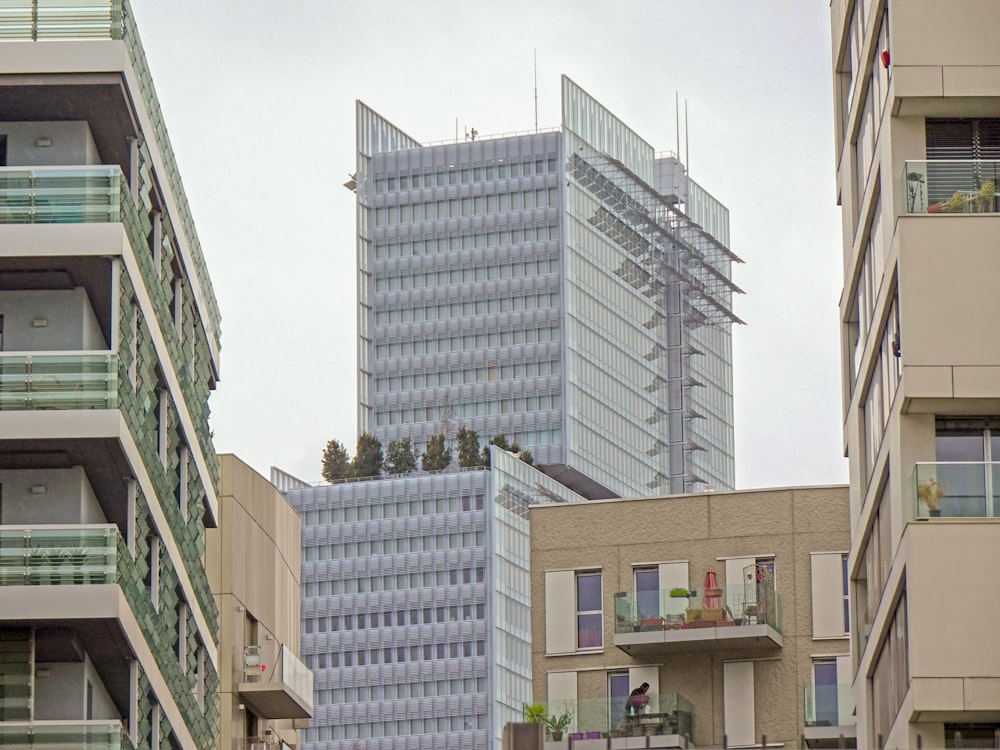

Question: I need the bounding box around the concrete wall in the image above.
[209,454,304,749]
[34,656,117,721]
[0,120,100,167]
[0,466,105,525]
[530,485,851,748]
[0,288,106,351]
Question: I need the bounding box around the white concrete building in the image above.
[830,1,1000,747]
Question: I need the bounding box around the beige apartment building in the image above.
[829,1,1000,747]
[209,455,313,750]
[530,486,853,749]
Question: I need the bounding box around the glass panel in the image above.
[576,573,601,612]
[0,721,133,749]
[936,433,985,462]
[613,585,783,634]
[916,463,989,517]
[904,160,1000,214]
[0,525,118,586]
[540,694,694,740]
[576,613,602,649]
[0,354,118,411]
[813,662,839,727]
[608,673,630,734]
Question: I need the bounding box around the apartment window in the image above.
[177,602,188,668]
[870,592,908,745]
[944,725,1000,748]
[150,212,163,272]
[172,277,184,335]
[609,672,630,729]
[812,660,839,727]
[195,644,206,711]
[927,421,1000,517]
[126,479,137,558]
[176,444,189,520]
[148,535,161,611]
[842,555,850,634]
[576,571,603,649]
[150,703,161,750]
[128,303,139,388]
[156,387,168,467]
[925,119,1000,207]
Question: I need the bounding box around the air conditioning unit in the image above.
[243,645,263,678]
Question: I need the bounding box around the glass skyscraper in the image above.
[358,76,741,499]
[289,75,742,750]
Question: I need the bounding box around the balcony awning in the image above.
[237,680,312,720]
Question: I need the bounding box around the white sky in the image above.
[130,0,848,489]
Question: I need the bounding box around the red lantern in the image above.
[881,50,890,68]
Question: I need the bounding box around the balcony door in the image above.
[813,661,838,727]
[634,568,659,624]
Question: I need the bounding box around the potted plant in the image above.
[545,710,573,742]
[524,703,547,724]
[917,478,946,517]
[669,587,690,598]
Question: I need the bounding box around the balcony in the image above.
[613,585,782,657]
[0,353,118,411]
[0,524,117,585]
[914,462,1000,518]
[238,645,313,720]
[0,167,123,224]
[534,695,693,750]
[0,720,135,749]
[802,684,857,748]
[904,160,1000,214]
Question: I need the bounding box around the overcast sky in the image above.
[130,0,848,489]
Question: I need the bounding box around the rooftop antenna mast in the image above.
[675,91,680,161]
[685,99,690,177]
[534,49,539,133]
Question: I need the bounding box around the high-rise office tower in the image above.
[291,76,743,750]
[357,76,742,498]
[830,2,1000,748]
[0,3,222,749]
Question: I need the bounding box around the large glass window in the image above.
[813,660,839,727]
[576,571,603,649]
[634,567,659,622]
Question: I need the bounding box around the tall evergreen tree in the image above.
[351,432,384,478]
[385,438,417,474]
[320,438,351,482]
[456,427,483,468]
[421,433,451,472]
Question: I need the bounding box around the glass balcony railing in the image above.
[0,167,123,223]
[614,584,782,634]
[0,353,118,411]
[914,462,1000,518]
[529,694,694,739]
[279,645,314,705]
[904,160,1000,214]
[0,720,135,749]
[803,684,856,728]
[0,525,118,586]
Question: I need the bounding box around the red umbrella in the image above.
[702,567,721,610]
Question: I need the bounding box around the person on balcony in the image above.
[623,682,650,731]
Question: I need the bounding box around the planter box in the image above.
[716,619,735,627]
[686,607,723,622]
[686,619,716,629]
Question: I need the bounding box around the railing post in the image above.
[723,734,728,749]
[916,733,922,749]
[878,733,884,749]
[762,734,767,748]
[31,0,38,40]
[839,733,845,749]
